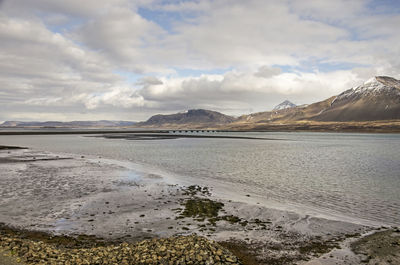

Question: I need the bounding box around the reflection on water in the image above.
[0,132,399,225]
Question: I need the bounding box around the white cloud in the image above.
[254,66,282,78]
[129,69,363,115]
[82,86,147,109]
[0,0,399,121]
[136,76,163,86]
[289,0,367,22]
[72,6,168,73]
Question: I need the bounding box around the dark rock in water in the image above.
[0,145,27,150]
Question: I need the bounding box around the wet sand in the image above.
[0,146,395,264]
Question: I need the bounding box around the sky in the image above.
[0,0,399,122]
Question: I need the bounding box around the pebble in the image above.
[0,234,242,264]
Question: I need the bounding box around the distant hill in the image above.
[273,100,296,110]
[0,120,136,128]
[138,109,236,128]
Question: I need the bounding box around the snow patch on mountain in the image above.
[333,76,400,104]
[273,100,297,111]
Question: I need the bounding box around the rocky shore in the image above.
[1,224,400,265]
[0,224,241,265]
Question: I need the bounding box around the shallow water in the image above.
[0,131,399,226]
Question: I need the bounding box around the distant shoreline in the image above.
[222,121,400,133]
[1,125,400,135]
[0,120,400,134]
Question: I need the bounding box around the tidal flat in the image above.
[1,145,398,264]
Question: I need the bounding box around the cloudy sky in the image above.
[0,0,399,121]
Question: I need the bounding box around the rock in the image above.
[0,228,242,265]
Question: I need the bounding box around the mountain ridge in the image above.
[233,76,400,125]
[0,120,136,128]
[138,109,235,128]
[313,76,400,121]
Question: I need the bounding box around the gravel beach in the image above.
[0,224,241,265]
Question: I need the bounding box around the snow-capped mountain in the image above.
[273,100,297,111]
[333,76,400,104]
[237,76,400,124]
[314,76,400,121]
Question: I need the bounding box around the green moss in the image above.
[175,196,272,231]
[344,232,361,238]
[181,198,224,219]
[298,240,339,255]
[183,185,211,196]
[351,229,400,261]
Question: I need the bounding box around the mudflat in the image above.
[0,146,397,264]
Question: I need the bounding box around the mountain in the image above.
[236,76,400,125]
[0,120,136,128]
[139,109,236,128]
[313,76,400,121]
[273,100,297,110]
[236,96,335,124]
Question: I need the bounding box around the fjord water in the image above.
[0,132,399,226]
